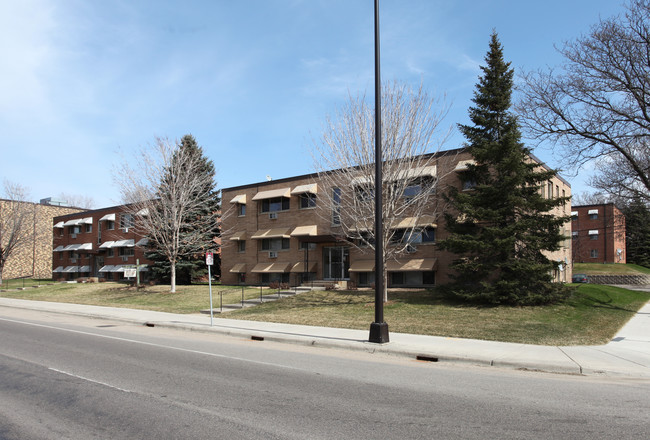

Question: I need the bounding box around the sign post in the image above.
[206,251,214,326]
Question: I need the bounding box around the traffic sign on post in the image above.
[206,251,214,266]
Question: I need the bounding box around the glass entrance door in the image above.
[323,247,349,280]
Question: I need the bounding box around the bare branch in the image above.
[0,181,33,284]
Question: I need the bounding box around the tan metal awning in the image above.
[402,165,437,179]
[230,194,247,204]
[349,260,375,272]
[251,262,292,273]
[251,228,291,239]
[386,258,437,272]
[392,216,437,229]
[290,261,318,273]
[229,263,247,273]
[455,160,476,171]
[252,187,291,201]
[229,231,246,241]
[290,225,318,237]
[291,183,318,195]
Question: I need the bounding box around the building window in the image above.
[589,213,598,220]
[85,224,92,233]
[118,247,135,257]
[547,182,553,199]
[462,178,476,191]
[106,220,115,230]
[389,271,435,286]
[332,187,341,225]
[120,214,134,230]
[299,242,317,250]
[590,233,599,240]
[391,227,435,245]
[70,225,81,235]
[261,273,290,284]
[358,272,375,287]
[590,249,599,258]
[107,249,114,257]
[238,241,246,252]
[238,203,246,216]
[261,197,290,213]
[260,238,290,251]
[299,193,317,209]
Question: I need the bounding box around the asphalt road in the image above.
[1,308,649,439]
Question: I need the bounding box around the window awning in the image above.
[588,209,599,215]
[54,245,65,252]
[99,241,115,249]
[349,260,375,272]
[290,261,318,273]
[251,262,292,273]
[402,165,437,180]
[392,216,437,229]
[63,218,83,226]
[229,263,247,273]
[454,160,476,171]
[230,194,247,204]
[386,258,437,272]
[136,238,149,247]
[252,187,291,201]
[291,183,318,195]
[64,266,79,273]
[53,266,64,273]
[63,244,81,251]
[99,265,115,273]
[54,221,65,228]
[112,265,125,273]
[137,209,149,216]
[112,239,135,248]
[99,213,116,222]
[588,230,599,235]
[81,217,93,225]
[78,243,93,251]
[251,228,291,239]
[290,225,318,237]
[79,266,91,272]
[230,231,246,241]
[571,211,578,216]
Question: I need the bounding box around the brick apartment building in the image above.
[0,198,82,280]
[221,148,572,288]
[52,204,152,281]
[571,203,626,264]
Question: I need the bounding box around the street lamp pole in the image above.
[369,0,389,343]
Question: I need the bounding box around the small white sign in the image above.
[206,251,214,266]
[124,268,137,278]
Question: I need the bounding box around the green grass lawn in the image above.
[0,282,268,314]
[573,263,650,275]
[1,281,648,346]
[226,284,650,346]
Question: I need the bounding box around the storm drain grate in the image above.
[416,355,439,362]
[251,336,265,341]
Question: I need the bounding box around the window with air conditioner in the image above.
[269,251,278,258]
[269,212,278,220]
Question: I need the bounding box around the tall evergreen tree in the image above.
[440,32,571,305]
[146,135,221,284]
[622,198,650,268]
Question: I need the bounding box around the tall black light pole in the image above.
[369,0,389,343]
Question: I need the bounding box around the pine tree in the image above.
[622,198,650,268]
[146,135,221,284]
[439,32,571,305]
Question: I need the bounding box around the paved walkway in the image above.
[1,289,649,379]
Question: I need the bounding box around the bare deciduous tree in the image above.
[518,0,650,203]
[312,81,452,301]
[0,181,32,285]
[115,137,220,293]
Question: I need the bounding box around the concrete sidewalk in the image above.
[1,295,649,379]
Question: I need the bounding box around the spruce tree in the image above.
[622,198,650,268]
[146,135,221,284]
[440,32,571,305]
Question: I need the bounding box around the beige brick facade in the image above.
[0,200,83,280]
[221,148,572,287]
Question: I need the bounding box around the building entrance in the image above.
[323,246,349,280]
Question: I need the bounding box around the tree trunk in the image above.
[170,263,176,293]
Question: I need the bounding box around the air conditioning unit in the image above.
[269,251,278,258]
[406,244,417,254]
[71,233,77,238]
[121,256,129,262]
[125,228,129,233]
[70,258,77,263]
[269,212,278,220]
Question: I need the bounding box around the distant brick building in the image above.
[0,199,82,280]
[571,204,626,264]
[52,204,153,281]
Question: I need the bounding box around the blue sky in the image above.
[1,0,627,207]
